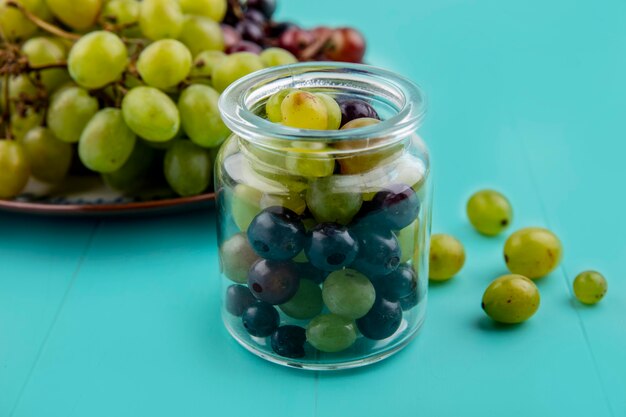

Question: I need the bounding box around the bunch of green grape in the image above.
[0,0,329,199]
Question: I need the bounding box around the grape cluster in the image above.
[0,0,368,200]
[221,88,423,359]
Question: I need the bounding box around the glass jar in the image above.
[216,63,431,370]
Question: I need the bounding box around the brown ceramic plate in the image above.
[0,176,215,216]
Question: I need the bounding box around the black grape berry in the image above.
[356,297,403,340]
[338,98,380,127]
[248,259,300,304]
[247,206,305,261]
[226,285,257,316]
[351,229,401,277]
[271,325,307,358]
[373,264,417,302]
[370,184,421,230]
[304,223,359,271]
[242,302,280,337]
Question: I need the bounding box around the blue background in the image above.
[1,0,625,416]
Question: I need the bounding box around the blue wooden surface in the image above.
[1,0,625,416]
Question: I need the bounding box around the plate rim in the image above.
[0,192,216,215]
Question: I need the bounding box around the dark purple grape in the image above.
[227,41,263,54]
[373,264,417,302]
[266,21,296,38]
[226,285,257,316]
[370,184,420,230]
[323,28,366,63]
[271,325,307,358]
[221,24,242,50]
[338,98,380,127]
[351,229,401,277]
[279,27,315,55]
[248,259,300,304]
[246,0,276,19]
[244,9,266,25]
[236,20,265,44]
[242,302,279,337]
[399,290,418,311]
[304,223,359,272]
[247,206,305,261]
[356,297,402,340]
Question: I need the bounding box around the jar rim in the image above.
[218,62,427,144]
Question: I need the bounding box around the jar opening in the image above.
[218,63,426,150]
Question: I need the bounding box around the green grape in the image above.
[340,117,381,130]
[0,140,30,198]
[101,0,140,27]
[265,88,294,123]
[139,0,183,40]
[178,84,229,148]
[179,0,226,22]
[335,118,390,174]
[396,220,418,263]
[7,74,38,103]
[281,91,328,130]
[177,15,224,57]
[429,234,465,281]
[322,269,376,319]
[21,37,70,92]
[164,140,212,196]
[189,50,226,86]
[219,232,260,283]
[68,31,128,89]
[306,176,363,225]
[11,108,44,141]
[280,279,323,320]
[315,93,342,130]
[285,150,335,178]
[45,0,101,30]
[293,250,308,263]
[137,39,192,90]
[47,86,99,143]
[102,141,156,192]
[306,314,357,353]
[230,183,262,231]
[482,274,540,324]
[467,189,513,236]
[0,0,52,41]
[573,271,607,305]
[260,190,307,215]
[78,108,137,173]
[212,52,264,92]
[504,227,562,279]
[121,86,180,142]
[21,126,72,183]
[260,47,298,67]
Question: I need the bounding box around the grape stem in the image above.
[6,0,80,41]
[2,72,13,140]
[27,62,68,71]
[227,0,245,19]
[300,31,333,61]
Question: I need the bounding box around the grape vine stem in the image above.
[27,62,68,71]
[6,0,81,41]
[3,71,13,140]
[227,0,245,19]
[300,31,333,61]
